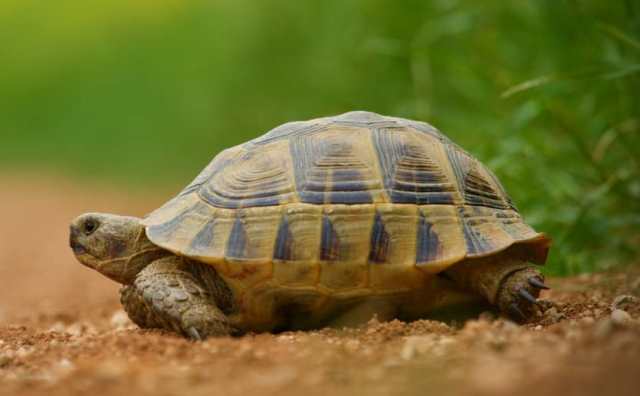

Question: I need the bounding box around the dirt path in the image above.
[1,173,639,396]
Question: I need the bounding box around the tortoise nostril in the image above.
[69,224,80,240]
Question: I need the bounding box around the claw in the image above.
[509,303,526,320]
[518,288,539,305]
[186,327,202,341]
[528,277,550,290]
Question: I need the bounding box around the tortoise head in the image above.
[69,213,168,284]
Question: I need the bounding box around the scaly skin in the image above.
[120,256,236,340]
[444,249,547,322]
[495,267,547,320]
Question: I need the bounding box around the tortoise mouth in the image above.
[70,243,102,271]
[69,227,87,255]
[69,227,97,261]
[70,239,86,255]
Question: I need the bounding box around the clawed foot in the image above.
[120,258,235,340]
[498,269,551,322]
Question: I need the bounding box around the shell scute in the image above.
[200,140,297,209]
[290,126,383,204]
[373,127,459,205]
[271,204,322,287]
[316,205,375,291]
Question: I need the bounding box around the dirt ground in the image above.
[1,172,639,396]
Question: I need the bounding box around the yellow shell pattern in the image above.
[142,111,550,329]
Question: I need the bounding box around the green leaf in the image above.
[598,23,640,52]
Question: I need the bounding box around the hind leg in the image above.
[120,256,235,340]
[444,256,550,322]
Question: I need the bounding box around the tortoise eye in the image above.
[83,218,99,235]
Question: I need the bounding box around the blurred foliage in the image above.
[1,0,638,275]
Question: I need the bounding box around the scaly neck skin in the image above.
[70,212,171,285]
[101,228,171,284]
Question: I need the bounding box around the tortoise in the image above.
[69,111,551,340]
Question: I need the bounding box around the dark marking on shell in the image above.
[190,219,216,254]
[459,207,493,255]
[369,212,390,263]
[298,191,326,204]
[320,214,340,261]
[416,213,440,264]
[390,191,454,205]
[273,215,294,261]
[330,169,371,189]
[327,191,373,204]
[226,216,248,259]
[146,208,191,241]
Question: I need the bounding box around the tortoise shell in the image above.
[143,111,550,298]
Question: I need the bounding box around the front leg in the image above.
[120,256,235,340]
[444,253,550,322]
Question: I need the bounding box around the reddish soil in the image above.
[1,173,639,396]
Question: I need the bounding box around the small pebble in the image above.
[593,318,615,339]
[545,307,565,322]
[48,322,66,333]
[610,309,633,327]
[344,339,360,352]
[400,335,436,360]
[276,335,295,343]
[56,358,75,371]
[66,323,84,337]
[110,310,131,329]
[581,310,594,318]
[499,320,518,332]
[16,346,34,358]
[580,317,595,325]
[0,353,11,367]
[611,295,638,312]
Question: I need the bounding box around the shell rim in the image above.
[142,216,552,268]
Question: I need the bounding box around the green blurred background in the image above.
[1,0,638,275]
